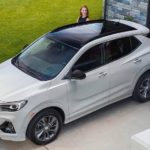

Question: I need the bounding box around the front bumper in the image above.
[0,111,27,141]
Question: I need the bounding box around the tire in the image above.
[133,72,150,103]
[26,108,62,145]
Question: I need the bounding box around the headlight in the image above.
[0,100,28,112]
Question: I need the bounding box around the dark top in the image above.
[78,16,88,23]
[49,20,136,49]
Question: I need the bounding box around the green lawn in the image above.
[0,0,103,63]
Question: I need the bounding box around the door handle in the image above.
[133,58,142,63]
[98,72,107,78]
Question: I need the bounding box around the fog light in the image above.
[0,121,16,134]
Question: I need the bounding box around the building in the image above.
[104,0,150,29]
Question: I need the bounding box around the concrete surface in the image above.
[0,98,150,150]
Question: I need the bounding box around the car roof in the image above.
[47,20,136,49]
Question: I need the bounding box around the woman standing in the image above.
[77,5,90,23]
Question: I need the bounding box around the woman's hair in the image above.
[80,5,89,17]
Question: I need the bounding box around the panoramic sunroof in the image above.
[48,20,136,49]
[60,23,103,34]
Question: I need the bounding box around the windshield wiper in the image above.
[12,56,51,81]
[13,57,43,80]
[25,69,45,80]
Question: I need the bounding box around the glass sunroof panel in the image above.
[61,23,103,34]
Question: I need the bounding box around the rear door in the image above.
[103,36,142,102]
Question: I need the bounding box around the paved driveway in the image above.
[1,98,150,150]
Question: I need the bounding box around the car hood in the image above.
[0,59,41,100]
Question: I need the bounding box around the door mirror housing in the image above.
[66,70,86,80]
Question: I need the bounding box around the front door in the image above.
[66,44,110,121]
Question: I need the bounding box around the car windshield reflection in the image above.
[12,37,78,81]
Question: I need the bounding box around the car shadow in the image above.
[61,97,136,133]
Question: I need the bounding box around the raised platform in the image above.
[131,129,150,150]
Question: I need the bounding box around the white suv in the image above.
[0,20,150,145]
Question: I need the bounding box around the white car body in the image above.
[0,19,150,141]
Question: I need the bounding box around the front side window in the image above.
[72,44,103,72]
[12,36,77,80]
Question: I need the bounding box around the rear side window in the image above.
[104,37,131,63]
[104,37,141,64]
[130,36,141,50]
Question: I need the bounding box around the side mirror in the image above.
[68,70,86,80]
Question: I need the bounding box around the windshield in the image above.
[12,36,77,80]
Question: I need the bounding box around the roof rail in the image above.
[111,19,150,36]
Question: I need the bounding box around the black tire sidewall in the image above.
[27,109,62,145]
[134,72,150,102]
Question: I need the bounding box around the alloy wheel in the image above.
[34,115,59,142]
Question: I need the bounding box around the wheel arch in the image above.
[22,101,68,138]
[132,68,150,95]
[41,106,65,123]
[28,105,66,124]
[25,106,65,144]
